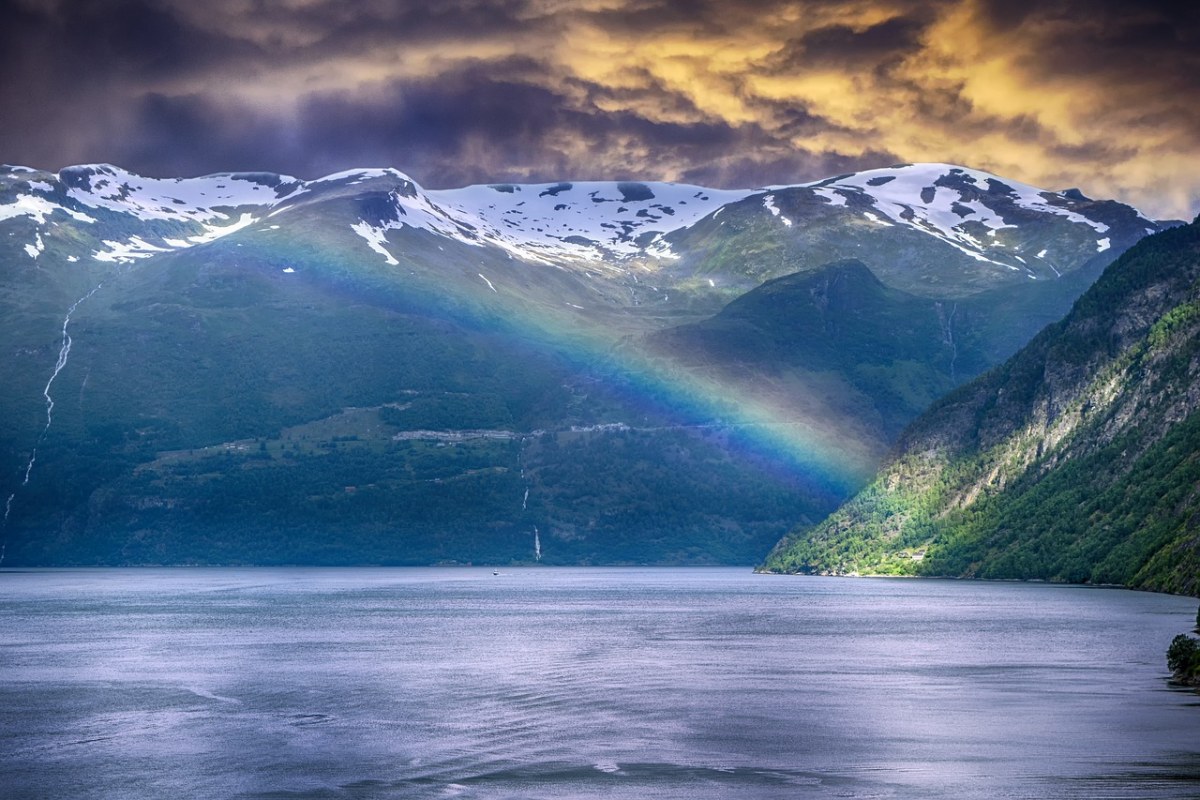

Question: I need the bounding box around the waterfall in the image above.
[2,284,102,559]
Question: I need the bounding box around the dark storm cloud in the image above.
[981,0,1200,82]
[0,0,266,170]
[0,0,1197,216]
[291,66,806,188]
[120,93,301,178]
[773,14,933,71]
[297,68,582,184]
[0,0,262,85]
[677,147,902,190]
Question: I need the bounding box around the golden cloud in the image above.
[6,0,1194,218]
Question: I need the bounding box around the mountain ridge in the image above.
[759,218,1200,595]
[2,161,1153,281]
[0,160,1171,566]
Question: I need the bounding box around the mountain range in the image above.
[761,217,1200,595]
[0,161,1168,565]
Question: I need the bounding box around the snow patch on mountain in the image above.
[24,232,44,259]
[59,164,290,222]
[763,195,793,227]
[800,164,1122,271]
[0,194,97,225]
[1,165,299,264]
[343,180,750,267]
[345,186,530,265]
[272,168,413,209]
[312,167,414,185]
[188,212,258,244]
[93,236,172,263]
[811,187,849,207]
[426,181,752,264]
[92,214,258,262]
[350,220,400,265]
[0,162,1155,283]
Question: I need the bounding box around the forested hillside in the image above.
[762,219,1200,595]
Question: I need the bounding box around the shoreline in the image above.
[751,566,1200,599]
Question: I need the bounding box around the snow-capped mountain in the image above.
[380,179,751,265]
[803,164,1126,261]
[1,163,749,267]
[760,217,1200,596]
[0,164,297,263]
[662,163,1160,297]
[0,162,1157,292]
[0,159,1172,567]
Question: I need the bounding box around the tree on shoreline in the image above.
[1169,630,1200,686]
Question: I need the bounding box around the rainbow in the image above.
[236,225,885,498]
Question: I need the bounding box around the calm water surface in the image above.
[1,567,1197,799]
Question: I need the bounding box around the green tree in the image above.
[1167,634,1200,683]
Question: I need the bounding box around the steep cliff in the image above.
[762,219,1200,595]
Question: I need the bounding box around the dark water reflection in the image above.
[1,567,1197,798]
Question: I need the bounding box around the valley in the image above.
[0,161,1167,567]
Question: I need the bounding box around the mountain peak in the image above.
[309,167,419,186]
[0,161,1159,285]
[760,218,1200,594]
[0,159,1179,569]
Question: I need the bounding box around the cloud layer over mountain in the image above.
[2,0,1196,218]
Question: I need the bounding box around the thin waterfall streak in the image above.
[39,284,102,435]
[3,283,102,540]
[17,455,38,493]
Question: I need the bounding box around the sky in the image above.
[1,0,1197,219]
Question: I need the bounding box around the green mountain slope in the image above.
[760,219,1200,595]
[646,257,1110,448]
[0,162,1163,566]
[1,228,841,566]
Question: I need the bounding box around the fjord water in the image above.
[2,568,1197,799]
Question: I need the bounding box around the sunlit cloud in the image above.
[0,0,1195,218]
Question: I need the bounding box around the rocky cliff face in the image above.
[761,219,1200,595]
